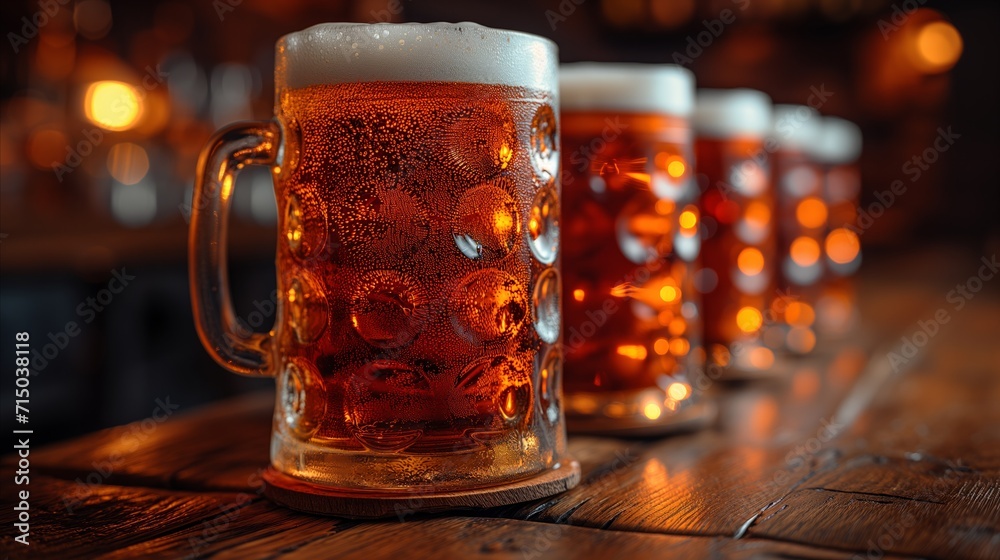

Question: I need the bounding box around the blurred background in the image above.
[1,0,997,444]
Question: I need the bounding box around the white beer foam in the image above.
[559,63,694,116]
[773,104,823,153]
[694,88,772,138]
[812,117,862,164]
[277,22,558,93]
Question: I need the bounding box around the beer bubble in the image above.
[450,269,528,344]
[617,191,673,264]
[346,360,431,452]
[538,346,562,424]
[280,360,327,439]
[286,272,329,344]
[337,184,430,262]
[456,356,531,429]
[350,270,429,349]
[532,268,561,344]
[443,105,517,181]
[529,104,559,180]
[452,181,521,260]
[528,184,560,264]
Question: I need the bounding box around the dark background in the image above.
[1,0,997,444]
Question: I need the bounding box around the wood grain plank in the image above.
[746,295,1000,559]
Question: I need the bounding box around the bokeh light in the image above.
[826,227,861,264]
[914,20,963,73]
[85,81,143,131]
[796,197,828,229]
[737,247,765,276]
[737,306,764,333]
[106,143,150,185]
[790,237,821,267]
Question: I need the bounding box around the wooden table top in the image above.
[3,253,999,559]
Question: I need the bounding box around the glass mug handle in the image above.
[189,121,281,377]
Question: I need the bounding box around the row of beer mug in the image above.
[189,23,861,499]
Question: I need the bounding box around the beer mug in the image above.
[189,22,574,503]
[559,63,714,435]
[694,89,781,379]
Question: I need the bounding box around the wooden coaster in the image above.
[262,459,581,519]
[567,399,717,438]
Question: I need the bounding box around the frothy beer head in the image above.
[694,89,773,139]
[276,22,558,93]
[559,63,694,116]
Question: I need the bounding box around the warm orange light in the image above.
[643,402,662,420]
[625,172,651,184]
[498,142,513,169]
[107,142,149,185]
[493,209,514,233]
[785,302,816,327]
[745,201,770,227]
[914,21,963,73]
[654,338,670,355]
[666,382,690,401]
[679,210,698,230]
[617,345,648,360]
[655,199,675,215]
[787,326,817,354]
[667,159,686,178]
[737,307,763,333]
[825,228,860,264]
[659,285,679,302]
[790,237,821,267]
[85,81,142,131]
[572,288,585,302]
[669,338,689,356]
[737,247,765,276]
[668,317,686,336]
[796,197,828,229]
[748,347,775,370]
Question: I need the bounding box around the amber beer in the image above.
[813,117,863,339]
[771,105,826,355]
[694,89,779,378]
[190,23,570,494]
[559,64,709,433]
[274,80,562,488]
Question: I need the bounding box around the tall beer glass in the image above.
[694,89,780,379]
[189,23,575,504]
[559,63,712,435]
